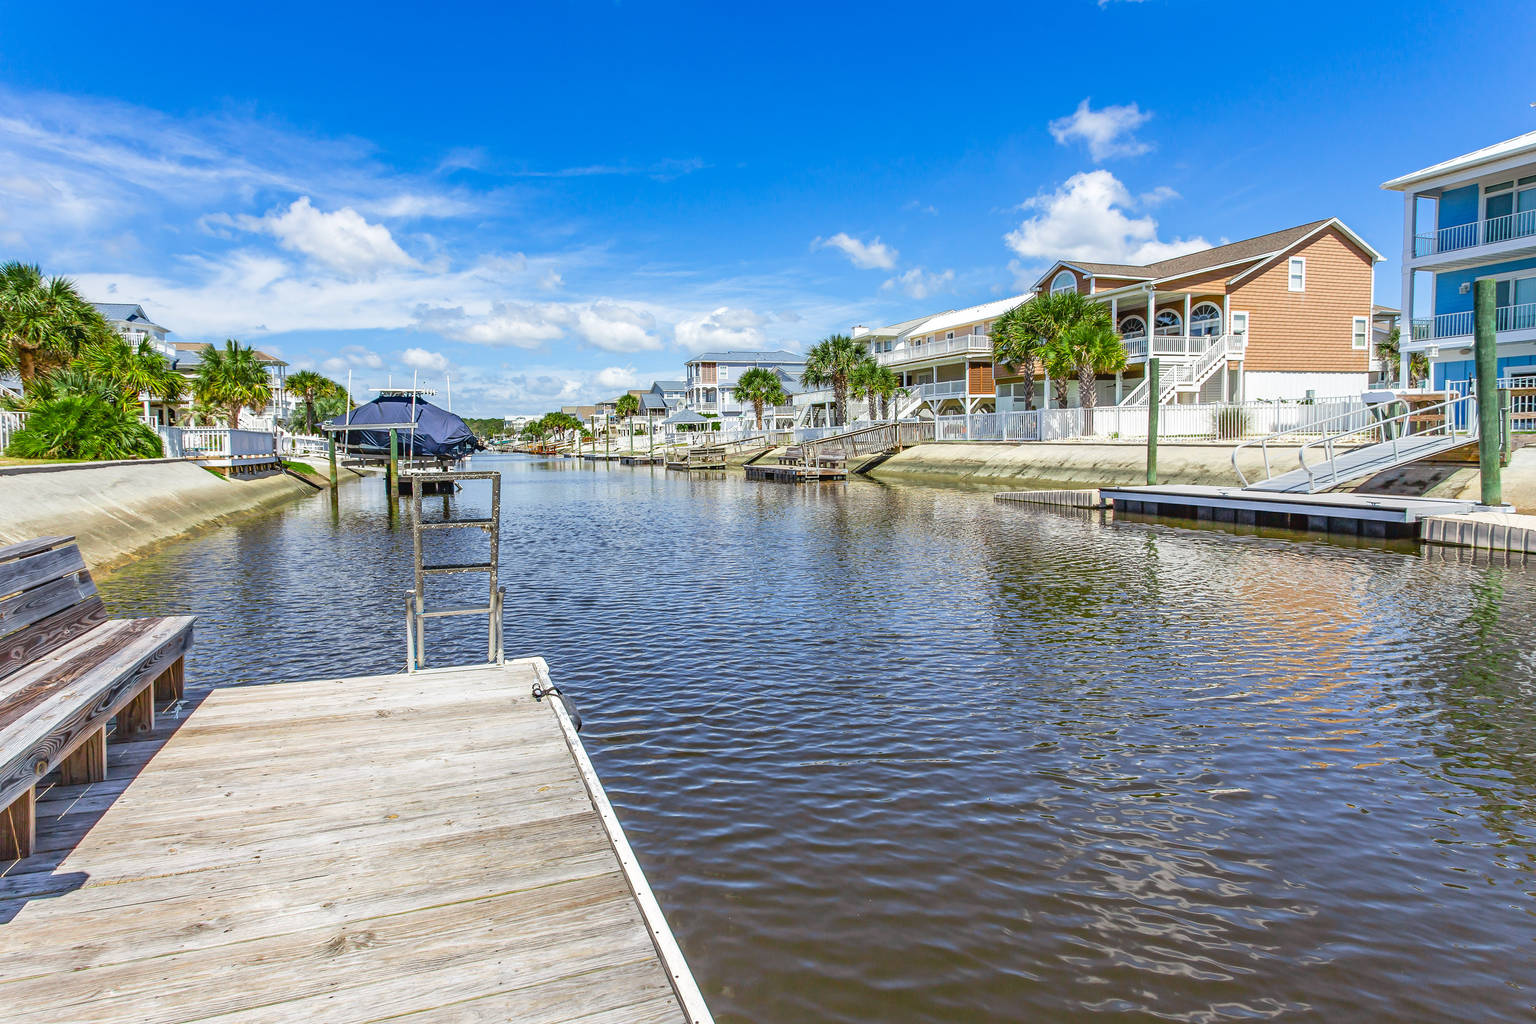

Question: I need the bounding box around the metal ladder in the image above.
[404,470,504,672]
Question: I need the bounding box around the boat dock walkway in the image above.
[1100,484,1482,538]
[0,659,711,1024]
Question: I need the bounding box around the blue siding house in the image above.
[1384,132,1536,391]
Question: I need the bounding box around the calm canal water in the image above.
[98,454,1536,1022]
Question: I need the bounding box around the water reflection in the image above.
[97,456,1536,1022]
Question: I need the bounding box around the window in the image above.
[1050,270,1077,296]
[945,331,955,340]
[1119,315,1146,338]
[1190,302,1223,337]
[1154,310,1182,335]
[1288,257,1306,292]
[1352,316,1369,350]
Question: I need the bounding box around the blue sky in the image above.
[2,0,1534,415]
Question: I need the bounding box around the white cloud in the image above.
[1003,170,1209,267]
[595,365,643,390]
[246,196,413,276]
[413,302,565,348]
[539,270,564,291]
[319,344,386,377]
[575,301,660,352]
[882,267,955,301]
[1048,99,1153,161]
[815,232,898,270]
[401,347,450,372]
[674,306,766,351]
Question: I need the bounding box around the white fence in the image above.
[277,432,328,456]
[933,399,1371,444]
[158,427,277,459]
[0,411,27,452]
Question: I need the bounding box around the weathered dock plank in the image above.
[0,660,709,1024]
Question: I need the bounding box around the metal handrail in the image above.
[1232,402,1405,487]
[1294,392,1476,491]
[1232,393,1476,488]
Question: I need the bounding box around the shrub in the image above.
[1213,404,1253,440]
[5,395,163,461]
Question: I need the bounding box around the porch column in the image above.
[1400,350,1411,389]
[1221,363,1229,403]
[1043,371,1052,410]
[1110,296,1118,326]
[1183,293,1191,350]
[1115,371,1123,404]
[1146,289,1155,340]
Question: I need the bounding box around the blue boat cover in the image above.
[326,396,483,457]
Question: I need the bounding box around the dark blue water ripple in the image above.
[97,455,1536,1023]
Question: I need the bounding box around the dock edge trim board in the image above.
[527,657,717,1024]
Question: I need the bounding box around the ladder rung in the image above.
[419,605,494,618]
[421,562,495,574]
[417,518,495,530]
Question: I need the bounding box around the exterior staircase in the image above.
[1117,334,1241,406]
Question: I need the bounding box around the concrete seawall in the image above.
[0,460,332,574]
[866,442,1272,490]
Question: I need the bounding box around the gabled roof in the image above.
[685,350,803,364]
[639,393,668,411]
[903,294,1030,337]
[650,379,686,391]
[1383,130,1536,191]
[91,301,168,333]
[1032,218,1382,293]
[171,341,288,367]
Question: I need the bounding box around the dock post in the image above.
[1147,357,1160,485]
[388,428,399,497]
[328,432,338,487]
[1501,387,1512,467]
[1474,279,1501,506]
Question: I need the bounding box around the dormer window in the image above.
[1050,270,1077,296]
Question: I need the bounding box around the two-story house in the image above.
[1383,130,1536,392]
[91,302,180,424]
[854,299,1021,419]
[170,342,292,428]
[1010,218,1381,409]
[684,350,804,427]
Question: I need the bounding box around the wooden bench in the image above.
[778,445,805,466]
[0,537,195,860]
[814,447,847,470]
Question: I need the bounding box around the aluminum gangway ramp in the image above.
[1234,393,1479,495]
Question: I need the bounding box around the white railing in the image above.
[935,398,1369,444]
[1120,332,1226,362]
[1412,302,1536,341]
[876,333,992,366]
[158,427,277,459]
[277,432,328,456]
[0,410,27,452]
[912,379,985,400]
[1414,209,1536,257]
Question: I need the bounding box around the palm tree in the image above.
[870,365,903,419]
[1048,320,1126,433]
[1018,292,1113,409]
[732,367,789,431]
[850,359,884,423]
[991,302,1040,410]
[192,339,273,428]
[287,369,341,434]
[0,263,102,389]
[1374,325,1428,387]
[616,393,640,451]
[76,331,184,411]
[800,334,869,427]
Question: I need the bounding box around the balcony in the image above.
[910,380,988,401]
[1411,209,1536,268]
[1120,332,1231,363]
[876,333,992,367]
[1410,301,1536,343]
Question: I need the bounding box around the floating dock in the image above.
[743,462,846,482]
[0,660,712,1024]
[994,488,1104,509]
[1101,484,1482,538]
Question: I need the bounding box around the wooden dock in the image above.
[743,462,846,482]
[0,660,711,1024]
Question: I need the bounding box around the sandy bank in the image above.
[0,460,336,574]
